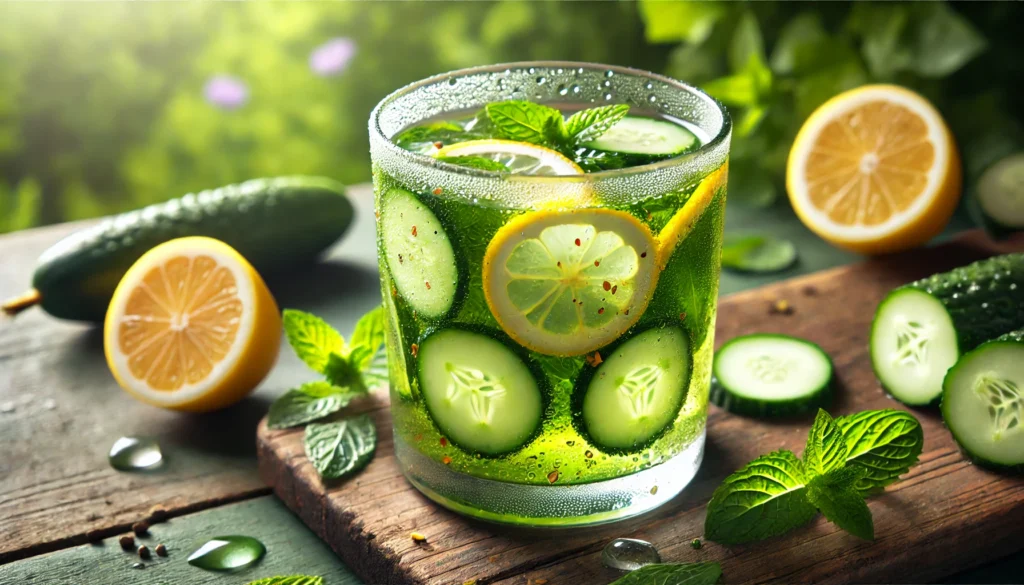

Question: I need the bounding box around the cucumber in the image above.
[972,152,1024,238]
[870,254,1024,406]
[577,324,690,452]
[2,177,352,322]
[711,334,833,417]
[583,116,699,162]
[942,328,1024,470]
[380,188,459,320]
[417,328,544,456]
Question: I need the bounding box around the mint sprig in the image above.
[485,100,629,155]
[704,408,922,544]
[269,306,387,457]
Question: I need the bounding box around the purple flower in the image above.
[309,38,356,77]
[204,75,248,110]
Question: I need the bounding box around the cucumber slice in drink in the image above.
[870,253,1024,406]
[942,329,1024,470]
[974,152,1024,235]
[380,188,459,319]
[417,328,543,456]
[579,325,690,451]
[711,334,833,417]
[584,116,698,159]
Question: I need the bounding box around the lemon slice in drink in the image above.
[436,139,583,176]
[483,208,659,356]
[657,161,728,269]
[104,237,281,412]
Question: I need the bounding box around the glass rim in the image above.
[369,60,732,183]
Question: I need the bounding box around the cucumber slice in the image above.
[584,116,698,158]
[380,188,459,319]
[870,254,1024,406]
[975,152,1024,231]
[579,325,690,451]
[942,329,1024,470]
[711,334,832,417]
[417,328,543,456]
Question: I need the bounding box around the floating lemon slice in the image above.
[483,208,659,356]
[657,161,728,269]
[787,85,961,255]
[436,139,584,176]
[104,237,281,412]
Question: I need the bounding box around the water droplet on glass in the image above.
[648,95,658,103]
[604,93,613,101]
[447,78,457,86]
[605,70,615,78]
[602,538,661,571]
[528,67,536,75]
[109,437,163,471]
[536,76,546,85]
[603,80,612,88]
[577,67,585,74]
[572,85,581,95]
[558,84,568,96]
[645,82,654,90]
[187,536,266,571]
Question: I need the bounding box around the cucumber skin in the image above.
[903,253,1024,353]
[941,328,1024,471]
[710,334,833,418]
[32,177,352,322]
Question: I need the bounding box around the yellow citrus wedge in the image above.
[482,208,659,356]
[435,139,584,176]
[657,161,729,269]
[787,85,961,255]
[104,237,281,412]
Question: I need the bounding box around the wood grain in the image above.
[257,230,1024,585]
[0,496,362,585]
[0,187,383,563]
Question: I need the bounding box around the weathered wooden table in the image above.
[1,185,1020,584]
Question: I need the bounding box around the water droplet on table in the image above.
[108,437,163,471]
[602,538,661,571]
[187,535,266,571]
[0,401,15,414]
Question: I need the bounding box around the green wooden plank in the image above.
[0,496,361,585]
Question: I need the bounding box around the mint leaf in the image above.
[360,346,389,392]
[770,13,828,74]
[836,409,923,494]
[246,576,324,585]
[348,305,386,370]
[720,233,797,273]
[393,121,465,151]
[610,562,722,585]
[436,156,509,172]
[566,104,629,145]
[806,467,874,541]
[639,0,726,45]
[324,352,368,393]
[804,409,847,476]
[304,415,377,479]
[729,11,765,74]
[704,450,818,544]
[908,2,986,78]
[283,309,344,374]
[267,381,356,430]
[486,101,561,145]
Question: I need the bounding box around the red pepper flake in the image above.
[391,286,398,297]
[425,281,432,290]
[611,285,618,294]
[624,309,630,315]
[433,141,443,149]
[374,210,380,219]
[432,187,443,195]
[802,285,819,296]
[585,352,603,367]
[557,261,562,268]
[440,437,448,447]
[442,456,452,465]
[602,281,611,291]
[410,343,419,358]
[679,312,687,320]
[411,225,418,237]
[574,238,581,246]
[598,307,605,315]
[640,251,647,258]
[415,433,424,442]
[398,254,404,264]
[646,210,653,221]
[546,470,559,483]
[594,260,600,267]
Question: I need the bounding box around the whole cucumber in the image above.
[3,176,353,322]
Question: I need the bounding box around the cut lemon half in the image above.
[787,85,961,255]
[436,139,583,176]
[657,161,728,269]
[104,237,281,412]
[483,208,659,356]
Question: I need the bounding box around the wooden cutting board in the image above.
[257,230,1024,585]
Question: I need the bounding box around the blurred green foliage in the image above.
[0,1,1021,233]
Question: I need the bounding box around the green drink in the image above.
[369,63,731,526]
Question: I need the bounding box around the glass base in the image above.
[394,431,705,527]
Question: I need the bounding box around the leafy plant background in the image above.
[0,1,1019,233]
